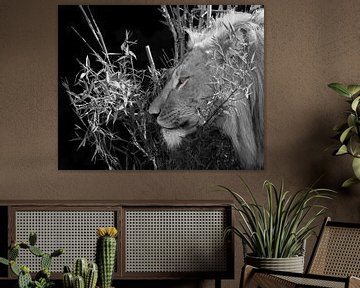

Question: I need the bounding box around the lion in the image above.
[149,9,264,169]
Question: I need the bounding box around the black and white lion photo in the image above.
[59,5,264,170]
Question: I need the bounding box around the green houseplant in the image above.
[221,179,334,272]
[328,83,360,187]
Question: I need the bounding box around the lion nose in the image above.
[148,99,161,115]
[148,104,159,115]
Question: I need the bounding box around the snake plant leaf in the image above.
[352,157,360,179]
[336,145,348,155]
[351,95,360,111]
[328,83,351,97]
[342,177,360,188]
[347,85,360,97]
[224,178,335,258]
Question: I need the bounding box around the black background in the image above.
[58,5,173,169]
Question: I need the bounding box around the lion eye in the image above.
[176,77,190,89]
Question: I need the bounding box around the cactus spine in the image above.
[96,227,118,288]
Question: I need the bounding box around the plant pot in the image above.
[245,254,305,273]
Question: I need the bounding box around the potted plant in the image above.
[328,82,360,187]
[221,179,334,273]
[0,232,63,288]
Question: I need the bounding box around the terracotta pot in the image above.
[245,254,305,273]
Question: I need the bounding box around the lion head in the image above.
[149,10,264,169]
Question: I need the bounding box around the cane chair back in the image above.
[241,217,360,288]
[307,217,360,277]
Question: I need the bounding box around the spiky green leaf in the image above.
[224,178,335,258]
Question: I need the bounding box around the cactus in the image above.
[74,258,87,279]
[63,259,98,288]
[29,232,37,246]
[96,227,118,288]
[36,268,51,279]
[10,260,20,276]
[85,262,98,288]
[64,265,72,273]
[63,272,74,288]
[0,232,64,288]
[18,268,32,288]
[9,246,19,260]
[19,243,30,249]
[41,253,52,270]
[51,248,64,258]
[74,275,85,288]
[29,245,44,257]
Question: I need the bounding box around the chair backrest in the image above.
[307,217,360,277]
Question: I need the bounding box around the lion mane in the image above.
[149,9,264,169]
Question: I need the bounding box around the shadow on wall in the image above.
[301,113,360,218]
[282,110,351,190]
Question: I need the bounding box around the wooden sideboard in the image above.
[0,201,234,288]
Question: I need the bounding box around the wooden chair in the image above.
[241,217,360,288]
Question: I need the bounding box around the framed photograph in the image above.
[58,5,264,170]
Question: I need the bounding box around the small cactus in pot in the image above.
[62,259,98,288]
[96,227,118,288]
